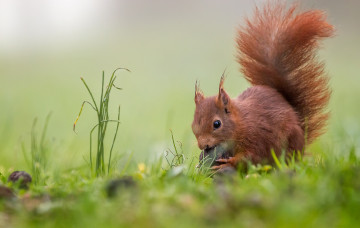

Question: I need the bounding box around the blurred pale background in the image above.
[0,0,359,170]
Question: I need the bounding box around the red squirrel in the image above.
[192,1,334,170]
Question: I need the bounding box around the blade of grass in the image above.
[271,150,283,170]
[80,77,99,113]
[73,101,97,132]
[120,151,134,175]
[89,123,99,172]
[96,72,105,176]
[40,112,51,146]
[108,106,121,174]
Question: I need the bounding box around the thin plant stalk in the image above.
[108,106,121,173]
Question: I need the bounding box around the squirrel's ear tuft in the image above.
[195,81,204,105]
[217,75,230,107]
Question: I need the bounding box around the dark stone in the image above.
[0,186,15,199]
[8,171,32,189]
[106,176,137,198]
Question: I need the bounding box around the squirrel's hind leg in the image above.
[287,125,305,156]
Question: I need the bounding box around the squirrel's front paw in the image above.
[211,157,238,170]
[211,163,231,170]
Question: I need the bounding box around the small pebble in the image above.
[106,176,136,198]
[8,171,32,189]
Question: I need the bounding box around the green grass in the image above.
[1,145,360,228]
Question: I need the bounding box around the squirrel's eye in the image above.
[213,120,221,129]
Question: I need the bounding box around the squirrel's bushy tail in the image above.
[236,1,334,143]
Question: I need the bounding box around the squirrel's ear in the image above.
[195,81,204,105]
[217,75,231,108]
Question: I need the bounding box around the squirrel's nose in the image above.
[198,143,207,151]
[197,137,211,150]
[198,141,208,150]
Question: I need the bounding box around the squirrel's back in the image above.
[236,1,334,143]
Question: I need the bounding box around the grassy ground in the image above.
[1,1,360,227]
[1,144,360,228]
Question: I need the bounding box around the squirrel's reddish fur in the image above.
[192,2,334,168]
